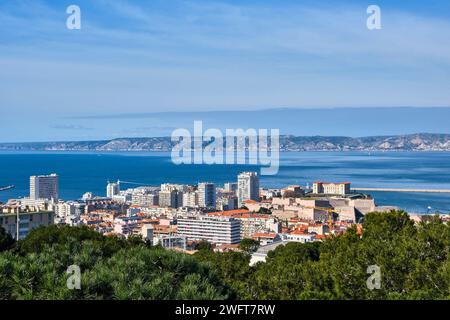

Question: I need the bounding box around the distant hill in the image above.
[1,133,450,151]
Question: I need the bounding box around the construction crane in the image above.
[0,185,15,192]
[302,205,337,232]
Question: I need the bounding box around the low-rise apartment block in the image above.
[177,215,241,244]
[0,207,54,240]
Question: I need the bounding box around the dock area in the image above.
[353,187,450,194]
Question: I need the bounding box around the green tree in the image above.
[257,207,272,215]
[0,226,14,252]
[239,239,260,254]
[0,226,232,300]
[195,240,213,251]
[194,250,251,299]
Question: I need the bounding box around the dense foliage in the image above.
[0,226,14,252]
[239,238,260,254]
[0,225,231,300]
[0,211,448,300]
[196,211,450,300]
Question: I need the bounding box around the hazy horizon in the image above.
[1,1,450,141]
[2,107,450,143]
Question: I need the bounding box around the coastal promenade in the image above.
[353,188,450,194]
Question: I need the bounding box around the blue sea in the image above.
[1,151,450,214]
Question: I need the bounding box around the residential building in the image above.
[239,214,280,239]
[237,172,260,207]
[281,231,316,243]
[224,182,238,193]
[252,233,281,246]
[198,182,216,208]
[55,202,82,226]
[159,190,180,208]
[0,209,54,240]
[131,189,159,207]
[30,174,59,200]
[106,181,120,198]
[216,195,237,211]
[183,191,198,208]
[177,215,241,244]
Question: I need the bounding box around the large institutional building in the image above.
[313,182,351,196]
[29,174,59,201]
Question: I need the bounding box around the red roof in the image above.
[290,230,310,235]
[239,213,271,219]
[253,233,278,239]
[208,209,250,217]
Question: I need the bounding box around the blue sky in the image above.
[1,0,450,141]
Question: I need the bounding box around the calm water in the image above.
[1,151,450,214]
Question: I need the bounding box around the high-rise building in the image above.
[224,182,238,193]
[237,172,260,207]
[216,195,237,211]
[183,191,199,208]
[106,181,120,198]
[198,182,216,208]
[30,174,59,201]
[158,190,179,208]
[130,187,159,206]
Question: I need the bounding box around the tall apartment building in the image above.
[161,183,189,192]
[224,182,238,193]
[106,181,120,198]
[159,189,180,208]
[237,172,260,208]
[132,193,159,207]
[183,191,199,208]
[55,202,78,226]
[30,174,59,201]
[198,182,216,208]
[313,182,351,195]
[130,187,159,206]
[177,215,241,244]
[216,195,237,211]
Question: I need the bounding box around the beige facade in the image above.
[0,210,54,240]
[313,182,351,195]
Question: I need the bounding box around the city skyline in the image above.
[1,0,450,306]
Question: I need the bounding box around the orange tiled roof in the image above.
[290,230,311,236]
[253,233,278,239]
[239,213,271,219]
[208,209,250,217]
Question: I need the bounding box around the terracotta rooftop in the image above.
[208,209,250,217]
